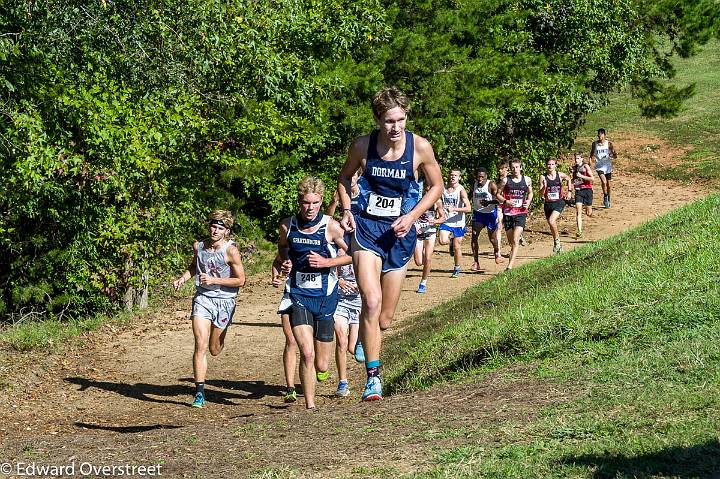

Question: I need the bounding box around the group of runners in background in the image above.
[173,87,617,409]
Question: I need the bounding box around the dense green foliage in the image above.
[0,0,717,320]
[0,0,387,320]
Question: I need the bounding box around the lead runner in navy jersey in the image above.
[336,87,443,401]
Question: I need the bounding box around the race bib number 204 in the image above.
[366,193,401,217]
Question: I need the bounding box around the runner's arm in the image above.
[524,176,533,208]
[538,174,547,198]
[478,181,501,206]
[455,187,472,213]
[609,141,617,159]
[271,219,292,287]
[307,219,353,269]
[202,244,245,288]
[433,199,447,224]
[326,190,340,216]
[337,138,366,232]
[560,172,573,199]
[172,241,200,290]
[495,178,509,205]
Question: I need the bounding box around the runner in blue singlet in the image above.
[336,87,443,401]
[271,176,351,409]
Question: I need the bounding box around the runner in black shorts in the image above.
[571,152,594,238]
[496,158,533,270]
[539,157,572,254]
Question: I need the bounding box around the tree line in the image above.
[0,0,717,321]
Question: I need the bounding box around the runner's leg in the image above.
[506,225,522,269]
[208,324,227,357]
[292,324,317,409]
[281,313,298,393]
[378,267,407,331]
[575,201,583,236]
[333,315,349,383]
[471,222,481,269]
[353,250,383,369]
[422,236,436,281]
[192,316,211,384]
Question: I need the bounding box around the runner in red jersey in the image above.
[570,152,594,238]
[496,158,533,270]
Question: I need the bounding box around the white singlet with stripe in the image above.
[443,186,466,228]
[472,181,495,214]
[594,140,613,174]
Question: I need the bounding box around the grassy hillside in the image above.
[383,194,720,477]
[577,40,720,181]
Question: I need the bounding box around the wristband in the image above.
[341,208,351,213]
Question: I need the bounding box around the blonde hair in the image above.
[297,175,325,199]
[372,87,410,120]
[207,210,234,230]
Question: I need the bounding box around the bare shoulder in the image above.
[413,134,435,160]
[193,240,201,252]
[349,134,371,158]
[226,242,243,261]
[279,217,291,235]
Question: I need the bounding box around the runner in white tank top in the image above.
[590,128,617,208]
[471,167,503,271]
[172,210,246,408]
[438,169,471,277]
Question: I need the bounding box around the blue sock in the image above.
[195,382,204,395]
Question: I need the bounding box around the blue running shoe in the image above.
[362,376,383,401]
[335,380,350,397]
[354,341,365,363]
[417,282,426,294]
[451,266,461,278]
[191,392,205,408]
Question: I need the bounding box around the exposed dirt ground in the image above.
[0,134,710,478]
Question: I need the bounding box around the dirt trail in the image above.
[0,135,710,478]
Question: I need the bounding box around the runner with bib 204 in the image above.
[336,87,443,402]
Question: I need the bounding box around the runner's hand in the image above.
[340,210,356,232]
[280,259,292,274]
[342,280,359,295]
[307,251,330,268]
[198,273,213,285]
[391,214,415,238]
[172,277,185,291]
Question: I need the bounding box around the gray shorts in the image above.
[192,294,236,329]
[335,299,361,326]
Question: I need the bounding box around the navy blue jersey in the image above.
[356,130,421,222]
[287,215,338,297]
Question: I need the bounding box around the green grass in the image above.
[0,311,132,352]
[577,39,720,181]
[384,194,720,478]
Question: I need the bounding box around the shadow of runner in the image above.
[561,439,720,478]
[74,422,183,433]
[180,377,286,400]
[64,377,281,406]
